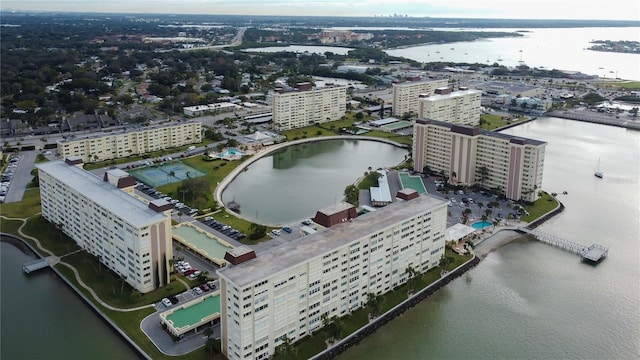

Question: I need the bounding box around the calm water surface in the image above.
[0,240,141,359]
[339,118,640,359]
[222,139,408,225]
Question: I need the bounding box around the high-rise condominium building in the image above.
[37,158,173,293]
[413,119,546,202]
[57,121,202,163]
[217,193,447,360]
[272,86,346,131]
[418,89,482,126]
[391,79,449,117]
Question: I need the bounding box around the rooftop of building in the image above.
[217,194,447,287]
[415,118,546,146]
[57,120,199,144]
[37,160,169,228]
[420,89,482,101]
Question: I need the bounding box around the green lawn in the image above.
[521,191,560,222]
[0,187,41,218]
[479,114,529,131]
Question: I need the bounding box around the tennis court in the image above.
[128,161,206,187]
[399,172,427,194]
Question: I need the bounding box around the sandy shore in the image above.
[472,228,527,259]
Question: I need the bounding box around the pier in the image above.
[22,256,60,274]
[520,228,608,263]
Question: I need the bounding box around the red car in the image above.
[199,284,210,292]
[184,269,197,276]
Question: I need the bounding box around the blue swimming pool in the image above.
[471,221,492,229]
[218,148,244,157]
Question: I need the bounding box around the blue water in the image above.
[218,148,244,157]
[472,221,492,229]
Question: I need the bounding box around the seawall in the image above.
[310,255,481,360]
[0,233,151,360]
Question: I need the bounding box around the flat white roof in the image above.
[370,170,391,203]
[218,194,447,287]
[37,160,168,228]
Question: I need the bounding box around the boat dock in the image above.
[520,228,608,263]
[23,256,59,274]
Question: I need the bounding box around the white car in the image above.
[193,287,203,295]
[161,298,172,307]
[271,229,281,236]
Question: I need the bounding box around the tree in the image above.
[321,314,343,344]
[204,337,219,357]
[130,289,141,302]
[343,184,359,206]
[248,222,267,239]
[120,275,128,295]
[366,293,384,319]
[477,166,490,189]
[439,254,454,274]
[203,327,213,339]
[405,265,420,293]
[273,335,297,359]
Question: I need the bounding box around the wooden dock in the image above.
[520,228,608,263]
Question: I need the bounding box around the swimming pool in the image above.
[217,148,244,158]
[471,221,492,229]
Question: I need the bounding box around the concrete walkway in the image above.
[3,214,155,312]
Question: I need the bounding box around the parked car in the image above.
[168,296,179,304]
[193,287,203,295]
[271,229,281,236]
[282,226,292,233]
[161,298,172,307]
[199,284,210,292]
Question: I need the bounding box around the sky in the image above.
[2,0,640,21]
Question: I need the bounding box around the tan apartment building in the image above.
[57,121,202,163]
[391,79,449,117]
[413,119,546,202]
[272,86,346,131]
[418,89,482,126]
[37,158,173,293]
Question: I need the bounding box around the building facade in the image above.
[272,86,346,131]
[57,121,202,163]
[217,194,447,360]
[391,79,449,117]
[37,158,173,293]
[413,119,546,202]
[418,89,482,126]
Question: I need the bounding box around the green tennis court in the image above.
[128,161,206,187]
[399,172,427,194]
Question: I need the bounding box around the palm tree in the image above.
[366,293,383,319]
[120,275,128,295]
[321,314,343,344]
[273,336,297,358]
[405,266,420,294]
[439,254,453,274]
[203,327,213,339]
[477,166,490,189]
[97,255,103,273]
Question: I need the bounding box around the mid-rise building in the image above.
[272,86,346,131]
[391,79,449,117]
[217,193,447,360]
[418,89,482,126]
[37,158,173,293]
[57,121,202,163]
[412,119,546,202]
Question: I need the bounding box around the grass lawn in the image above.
[479,114,528,131]
[601,81,640,90]
[210,209,272,244]
[0,218,23,235]
[0,187,41,218]
[521,191,559,222]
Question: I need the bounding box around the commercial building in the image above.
[418,89,482,126]
[37,158,173,293]
[412,119,546,202]
[217,193,447,360]
[272,86,346,131]
[57,121,202,163]
[391,79,449,117]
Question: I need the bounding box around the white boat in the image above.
[594,158,604,178]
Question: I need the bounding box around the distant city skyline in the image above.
[2,0,640,21]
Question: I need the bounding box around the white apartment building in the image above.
[37,158,173,293]
[391,79,449,117]
[272,86,346,131]
[413,119,546,202]
[57,121,202,163]
[418,89,482,126]
[217,193,447,360]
